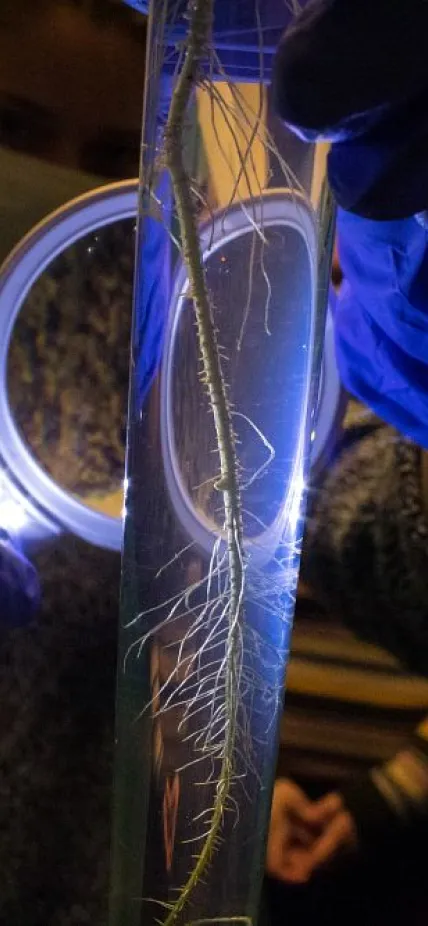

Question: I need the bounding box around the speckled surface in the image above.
[7,218,134,500]
[0,535,120,926]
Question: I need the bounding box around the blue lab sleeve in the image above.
[273,0,428,443]
[0,533,40,628]
[335,211,428,447]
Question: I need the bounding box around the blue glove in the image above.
[273,0,428,445]
[0,532,40,629]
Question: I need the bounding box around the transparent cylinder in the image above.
[109,2,335,925]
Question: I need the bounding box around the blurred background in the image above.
[0,4,145,924]
[0,0,145,262]
[0,3,427,926]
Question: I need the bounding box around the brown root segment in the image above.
[162,0,246,923]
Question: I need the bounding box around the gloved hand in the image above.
[0,532,40,629]
[273,0,428,221]
[273,0,428,447]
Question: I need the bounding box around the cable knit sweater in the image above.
[302,402,428,847]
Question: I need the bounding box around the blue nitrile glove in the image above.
[0,531,40,629]
[273,0,428,446]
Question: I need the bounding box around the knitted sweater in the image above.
[302,402,428,847]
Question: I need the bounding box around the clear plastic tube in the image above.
[109,3,335,924]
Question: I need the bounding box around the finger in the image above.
[308,812,354,871]
[270,780,311,824]
[266,817,313,876]
[266,828,297,880]
[282,857,312,885]
[273,0,428,140]
[266,816,315,878]
[265,833,282,878]
[273,779,309,808]
[302,792,343,826]
[268,846,313,885]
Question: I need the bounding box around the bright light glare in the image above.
[0,495,31,537]
[122,477,129,518]
[287,465,306,540]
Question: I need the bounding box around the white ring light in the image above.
[0,180,342,554]
[161,189,342,561]
[0,180,138,552]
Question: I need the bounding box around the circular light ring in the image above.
[0,180,138,552]
[161,189,341,560]
[0,180,342,554]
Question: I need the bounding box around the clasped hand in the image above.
[266,779,357,884]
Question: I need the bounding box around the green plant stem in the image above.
[163,0,245,923]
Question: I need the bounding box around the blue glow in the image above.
[0,494,30,538]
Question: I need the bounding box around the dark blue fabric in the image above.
[272,0,428,444]
[335,210,428,447]
[327,93,428,220]
[0,536,40,629]
[273,0,428,219]
[273,0,428,145]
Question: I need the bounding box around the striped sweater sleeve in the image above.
[301,402,428,841]
[341,717,428,847]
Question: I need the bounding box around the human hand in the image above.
[266,780,357,884]
[273,1,428,448]
[273,0,428,220]
[266,779,315,883]
[303,792,358,875]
